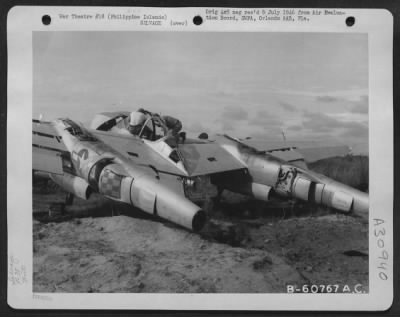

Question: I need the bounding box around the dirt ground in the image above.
[33,182,369,293]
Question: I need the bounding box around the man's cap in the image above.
[130,112,146,126]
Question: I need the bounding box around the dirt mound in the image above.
[242,215,369,289]
[33,211,368,293]
[32,174,368,293]
[33,216,306,293]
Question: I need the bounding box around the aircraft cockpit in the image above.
[137,114,185,164]
[91,111,169,142]
[89,111,186,169]
[61,118,98,142]
[137,113,168,141]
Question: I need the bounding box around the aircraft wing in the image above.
[91,130,187,176]
[240,139,350,163]
[90,112,247,177]
[92,130,247,177]
[32,120,67,175]
[178,142,246,176]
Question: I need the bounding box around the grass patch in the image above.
[308,155,368,192]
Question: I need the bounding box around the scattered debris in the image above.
[252,256,273,270]
[304,265,313,272]
[343,250,368,257]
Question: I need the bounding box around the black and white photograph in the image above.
[31,29,370,293]
[7,6,393,310]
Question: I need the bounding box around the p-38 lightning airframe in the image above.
[32,111,369,231]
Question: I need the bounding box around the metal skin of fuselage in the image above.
[213,135,368,218]
[48,119,207,231]
[33,113,369,232]
[89,111,369,219]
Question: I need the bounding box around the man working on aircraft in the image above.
[128,111,153,139]
[130,108,182,147]
[159,114,182,147]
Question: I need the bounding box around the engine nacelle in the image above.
[216,135,369,217]
[274,165,368,214]
[51,118,207,231]
[91,161,206,231]
[309,172,369,214]
[50,173,92,200]
[130,175,206,231]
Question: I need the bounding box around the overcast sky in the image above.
[33,31,368,151]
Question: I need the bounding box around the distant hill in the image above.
[308,155,368,192]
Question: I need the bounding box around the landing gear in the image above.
[213,187,224,207]
[247,200,268,219]
[110,203,121,217]
[202,198,215,217]
[65,193,74,206]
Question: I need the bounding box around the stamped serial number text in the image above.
[287,284,366,294]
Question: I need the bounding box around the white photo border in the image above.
[7,6,393,310]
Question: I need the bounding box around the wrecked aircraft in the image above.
[32,111,368,231]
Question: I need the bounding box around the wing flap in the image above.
[179,143,246,176]
[93,130,245,177]
[32,133,65,152]
[33,147,64,175]
[32,120,67,174]
[240,139,350,163]
[32,121,66,152]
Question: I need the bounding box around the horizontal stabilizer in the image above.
[239,138,350,163]
[32,120,66,174]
